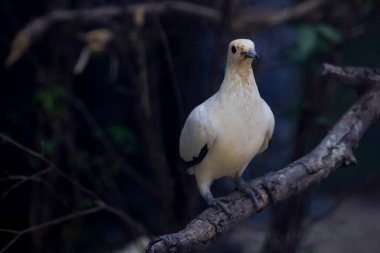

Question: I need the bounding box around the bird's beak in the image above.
[243,50,260,61]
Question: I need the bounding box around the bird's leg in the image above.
[233,177,261,208]
[204,192,233,216]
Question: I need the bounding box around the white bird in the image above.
[179,39,275,213]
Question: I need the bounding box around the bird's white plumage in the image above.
[179,39,275,199]
[179,100,215,163]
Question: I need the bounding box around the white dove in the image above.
[179,39,275,213]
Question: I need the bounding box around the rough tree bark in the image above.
[146,63,380,253]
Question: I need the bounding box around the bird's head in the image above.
[227,39,259,64]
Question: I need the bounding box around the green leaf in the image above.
[40,138,56,155]
[35,86,66,116]
[288,25,318,61]
[287,23,342,62]
[316,24,342,43]
[35,89,54,113]
[106,124,136,153]
[81,198,95,208]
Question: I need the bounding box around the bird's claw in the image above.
[235,178,261,209]
[147,235,177,253]
[209,198,233,217]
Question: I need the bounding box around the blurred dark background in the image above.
[0,0,380,252]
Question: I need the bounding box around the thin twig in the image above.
[0,206,103,253]
[152,8,184,122]
[132,23,176,231]
[0,229,18,234]
[0,167,53,199]
[71,97,157,197]
[0,133,147,236]
[0,133,51,165]
[208,0,236,95]
[0,132,100,199]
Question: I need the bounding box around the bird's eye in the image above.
[231,46,236,54]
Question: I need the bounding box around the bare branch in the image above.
[0,229,18,234]
[5,0,327,66]
[0,133,147,236]
[0,132,102,199]
[152,13,184,122]
[232,0,326,30]
[0,167,53,199]
[0,168,51,182]
[0,133,52,165]
[322,63,380,89]
[0,206,103,253]
[146,65,380,253]
[4,1,218,67]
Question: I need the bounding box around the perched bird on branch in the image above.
[179,39,274,213]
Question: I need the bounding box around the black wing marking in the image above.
[184,144,209,168]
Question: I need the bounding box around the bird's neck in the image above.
[219,61,259,96]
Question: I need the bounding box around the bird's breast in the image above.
[205,99,267,176]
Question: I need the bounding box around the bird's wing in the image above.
[258,100,275,154]
[179,104,215,168]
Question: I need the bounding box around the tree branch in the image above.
[146,64,380,253]
[5,0,327,67]
[322,63,380,89]
[232,0,326,30]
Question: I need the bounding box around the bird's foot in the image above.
[147,235,176,253]
[209,198,233,217]
[204,192,233,217]
[234,177,261,208]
